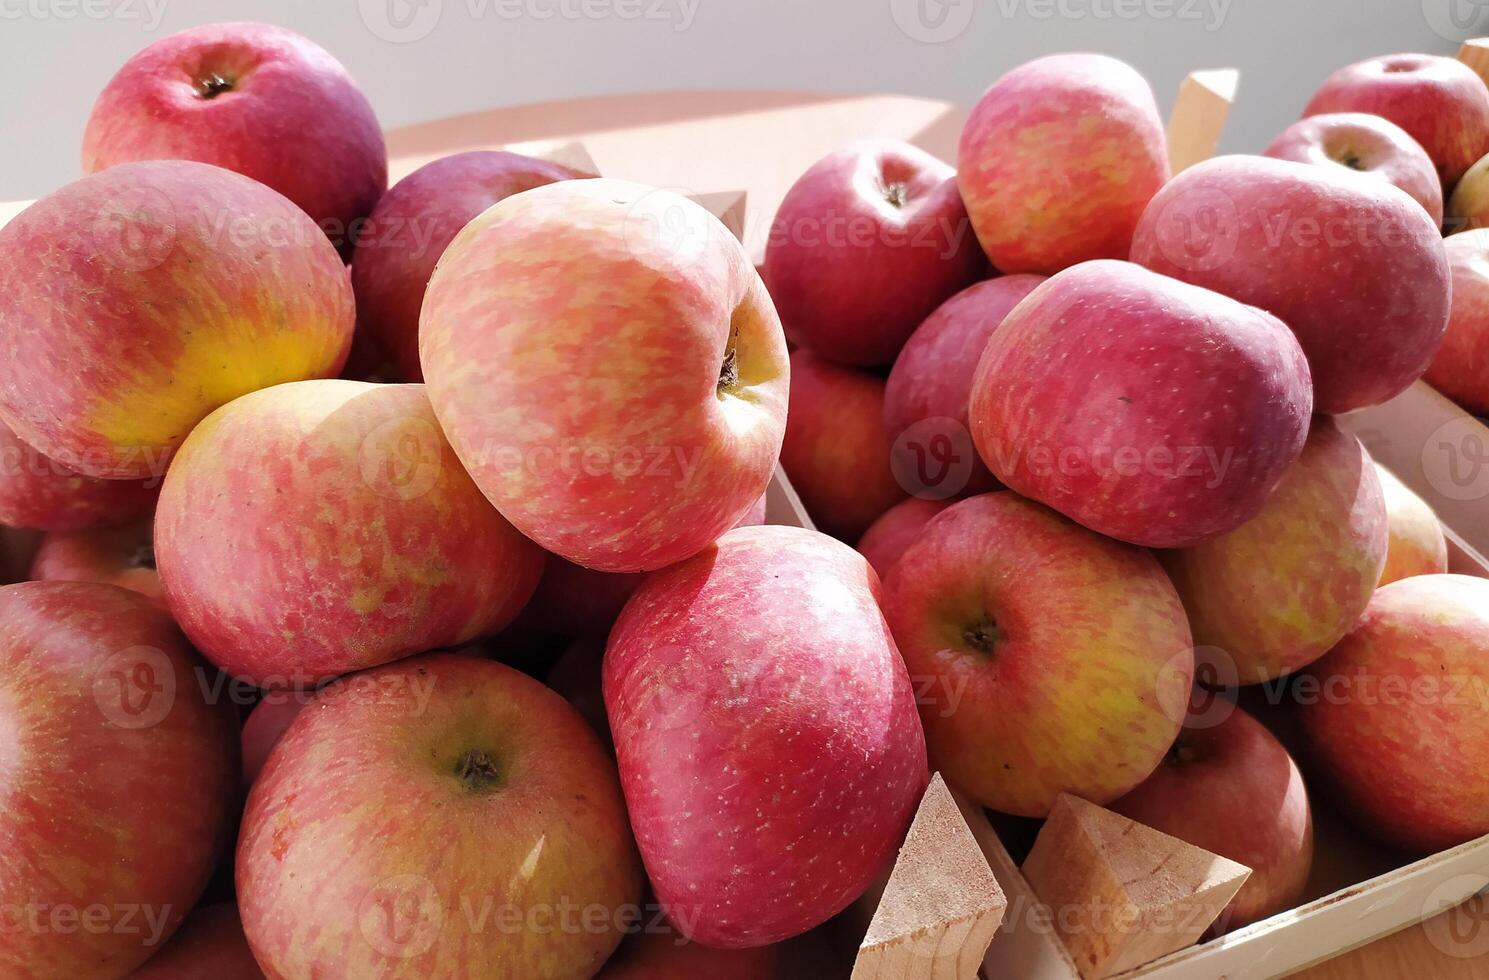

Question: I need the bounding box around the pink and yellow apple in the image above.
[780,349,906,541]
[762,140,985,366]
[970,261,1313,549]
[880,492,1193,817]
[856,496,954,580]
[29,519,162,604]
[1264,112,1443,225]
[1131,155,1449,414]
[1447,151,1489,232]
[83,22,386,253]
[1110,705,1314,934]
[884,274,1045,499]
[1375,464,1449,586]
[0,582,239,978]
[1302,53,1489,190]
[0,161,353,479]
[1160,417,1388,685]
[238,653,642,977]
[0,420,158,531]
[421,179,788,572]
[129,904,262,980]
[1425,229,1489,415]
[1299,575,1489,852]
[351,150,585,381]
[958,53,1169,275]
[605,525,927,947]
[155,380,544,686]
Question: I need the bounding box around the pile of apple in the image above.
[1,19,1488,980]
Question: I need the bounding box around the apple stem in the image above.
[195,73,235,100]
[454,750,501,793]
[718,346,740,392]
[882,182,909,208]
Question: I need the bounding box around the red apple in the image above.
[1302,53,1489,190]
[780,349,906,541]
[0,420,158,531]
[884,275,1045,499]
[605,525,927,947]
[1425,229,1489,415]
[1298,574,1489,852]
[0,161,353,479]
[762,140,985,366]
[969,260,1313,549]
[155,380,544,686]
[129,903,262,980]
[0,582,239,977]
[959,53,1169,275]
[599,927,778,978]
[421,179,789,572]
[1264,112,1443,225]
[239,692,307,789]
[238,653,642,977]
[856,496,953,579]
[351,151,585,381]
[1375,464,1448,587]
[83,21,386,253]
[1110,705,1314,934]
[880,492,1192,817]
[1161,417,1388,685]
[1131,155,1449,414]
[29,519,163,604]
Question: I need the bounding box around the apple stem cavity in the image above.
[454,750,502,794]
[194,72,236,100]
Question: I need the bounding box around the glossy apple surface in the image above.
[1375,464,1448,586]
[0,420,158,531]
[1425,229,1489,415]
[1265,112,1442,225]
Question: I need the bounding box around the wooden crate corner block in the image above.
[1021,794,1251,979]
[852,773,1008,980]
[1166,68,1239,175]
[1458,38,1489,89]
[687,189,749,242]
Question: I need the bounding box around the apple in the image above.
[856,497,953,579]
[1130,155,1449,414]
[129,903,262,980]
[958,53,1169,275]
[83,21,386,254]
[884,274,1046,498]
[29,519,162,604]
[605,524,927,947]
[0,582,239,977]
[1264,112,1443,225]
[1375,464,1449,586]
[1160,417,1388,685]
[1298,575,1489,852]
[599,927,778,978]
[239,653,642,977]
[1425,229,1489,415]
[240,692,308,789]
[1447,151,1489,232]
[0,419,158,531]
[761,140,985,366]
[421,179,789,573]
[780,349,906,541]
[0,160,353,479]
[880,492,1192,817]
[351,151,585,381]
[1302,53,1489,191]
[154,380,544,687]
[969,260,1313,549]
[1110,704,1314,934]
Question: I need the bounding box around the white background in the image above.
[0,0,1475,201]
